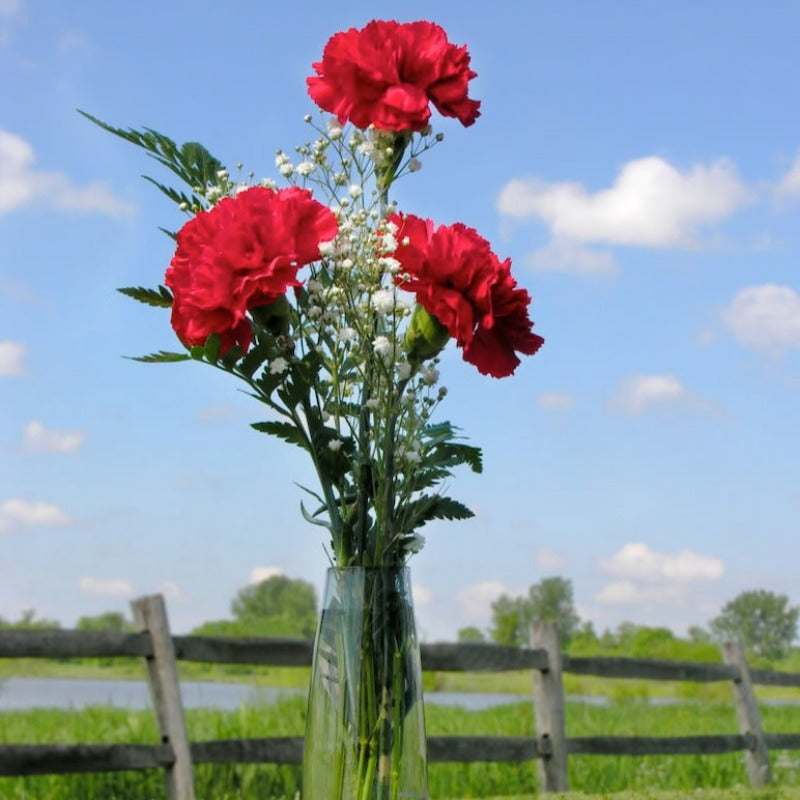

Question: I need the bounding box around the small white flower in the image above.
[318,240,336,257]
[421,366,439,385]
[295,161,316,176]
[275,152,290,166]
[306,279,323,294]
[338,327,356,342]
[364,398,379,410]
[179,202,188,211]
[216,168,228,179]
[233,182,250,195]
[378,256,401,275]
[373,336,392,359]
[371,289,395,314]
[303,113,312,123]
[279,162,294,177]
[328,439,343,452]
[408,157,422,173]
[320,410,331,423]
[381,234,398,254]
[341,258,354,270]
[358,141,377,158]
[404,450,422,464]
[402,236,410,246]
[348,184,363,199]
[333,172,348,186]
[262,178,277,189]
[269,357,289,374]
[307,306,323,319]
[396,362,412,380]
[407,532,426,553]
[328,118,343,140]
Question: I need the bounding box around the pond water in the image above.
[0,678,524,712]
[5,678,791,713]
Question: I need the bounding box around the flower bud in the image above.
[404,304,449,363]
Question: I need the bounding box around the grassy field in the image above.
[3,695,800,799]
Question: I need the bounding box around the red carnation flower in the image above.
[307,20,480,132]
[389,213,544,377]
[165,186,338,354]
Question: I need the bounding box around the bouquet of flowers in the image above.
[86,18,543,799]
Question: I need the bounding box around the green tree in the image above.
[710,589,799,660]
[457,625,486,643]
[230,574,318,639]
[490,576,580,647]
[75,611,133,632]
[0,609,60,630]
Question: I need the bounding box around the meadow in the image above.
[3,693,800,799]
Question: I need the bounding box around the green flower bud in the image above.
[405,304,450,363]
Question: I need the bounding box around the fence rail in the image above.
[1,593,799,797]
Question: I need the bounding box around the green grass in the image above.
[3,696,800,798]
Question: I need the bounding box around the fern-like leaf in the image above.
[118,285,173,308]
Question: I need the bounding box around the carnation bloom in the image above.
[165,186,337,354]
[307,20,481,132]
[389,213,544,377]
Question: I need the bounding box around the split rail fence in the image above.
[2,595,800,798]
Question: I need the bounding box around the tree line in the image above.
[2,575,798,665]
[459,576,800,664]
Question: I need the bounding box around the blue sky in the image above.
[1,0,799,642]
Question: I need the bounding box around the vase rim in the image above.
[326,564,409,571]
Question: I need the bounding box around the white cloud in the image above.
[0,340,25,376]
[776,153,800,198]
[249,565,285,584]
[23,420,86,454]
[595,581,688,606]
[600,542,724,583]
[526,239,617,275]
[0,129,133,217]
[537,392,575,410]
[455,580,511,623]
[535,547,568,569]
[498,156,750,248]
[722,284,800,354]
[607,373,713,414]
[79,576,133,597]
[0,498,70,532]
[412,583,433,608]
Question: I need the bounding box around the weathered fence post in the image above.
[131,594,196,800]
[530,620,568,792]
[721,637,772,787]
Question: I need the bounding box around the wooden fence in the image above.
[2,594,800,798]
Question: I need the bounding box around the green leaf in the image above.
[251,421,307,450]
[126,351,190,363]
[117,285,173,308]
[300,500,332,530]
[400,494,474,532]
[203,333,221,363]
[237,342,274,379]
[79,111,226,201]
[408,466,451,493]
[428,442,483,474]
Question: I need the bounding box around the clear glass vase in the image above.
[303,566,429,800]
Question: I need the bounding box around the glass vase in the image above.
[303,566,429,800]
